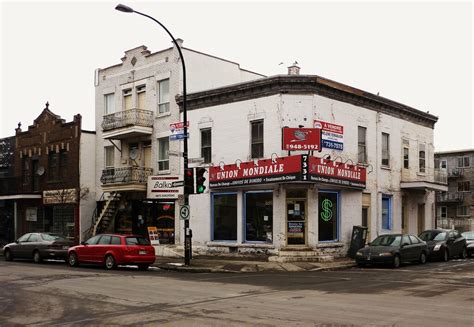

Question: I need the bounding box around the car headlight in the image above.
[433,244,442,251]
[467,243,474,248]
[379,252,393,256]
[356,251,364,256]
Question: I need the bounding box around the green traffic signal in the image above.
[195,167,207,194]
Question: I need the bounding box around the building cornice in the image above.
[177,75,438,128]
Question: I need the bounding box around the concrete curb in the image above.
[155,261,357,273]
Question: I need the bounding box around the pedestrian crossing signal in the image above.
[195,167,207,194]
[184,168,195,194]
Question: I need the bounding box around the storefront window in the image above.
[213,193,237,241]
[245,191,273,242]
[318,191,339,241]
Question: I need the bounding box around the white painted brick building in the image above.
[182,67,448,256]
[93,42,263,245]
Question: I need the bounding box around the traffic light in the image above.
[195,167,207,194]
[184,168,195,194]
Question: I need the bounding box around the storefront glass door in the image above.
[286,189,307,245]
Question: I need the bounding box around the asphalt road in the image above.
[0,259,472,326]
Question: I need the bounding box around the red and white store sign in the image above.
[209,156,304,188]
[282,128,321,151]
[308,156,366,189]
[209,155,366,189]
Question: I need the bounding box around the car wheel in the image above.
[419,252,427,264]
[33,250,42,264]
[442,248,449,262]
[392,255,401,268]
[4,249,13,261]
[137,264,149,271]
[460,247,468,259]
[68,252,79,267]
[104,255,116,270]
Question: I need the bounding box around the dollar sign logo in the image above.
[321,199,333,222]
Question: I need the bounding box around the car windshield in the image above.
[41,234,68,242]
[371,235,401,246]
[462,231,474,240]
[125,237,150,246]
[419,231,447,242]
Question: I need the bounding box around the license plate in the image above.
[139,250,147,255]
[62,246,69,250]
[367,255,371,261]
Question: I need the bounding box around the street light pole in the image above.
[115,4,191,265]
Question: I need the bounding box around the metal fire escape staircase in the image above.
[89,192,121,237]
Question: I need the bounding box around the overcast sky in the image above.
[1,0,472,151]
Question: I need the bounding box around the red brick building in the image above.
[0,103,96,243]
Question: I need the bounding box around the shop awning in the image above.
[400,181,448,192]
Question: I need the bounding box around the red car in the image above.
[68,234,155,270]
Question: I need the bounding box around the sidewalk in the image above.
[153,255,356,273]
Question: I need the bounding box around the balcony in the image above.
[100,166,153,192]
[448,168,463,178]
[436,192,464,203]
[102,109,154,140]
[400,168,448,192]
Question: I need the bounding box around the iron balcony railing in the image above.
[433,169,448,184]
[436,192,464,203]
[102,109,154,131]
[100,166,153,185]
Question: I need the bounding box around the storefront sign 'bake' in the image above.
[209,155,303,188]
[209,155,366,189]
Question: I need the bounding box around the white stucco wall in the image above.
[79,131,97,242]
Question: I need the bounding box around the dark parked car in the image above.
[461,231,474,258]
[68,234,155,270]
[355,233,428,268]
[2,233,73,263]
[419,229,467,261]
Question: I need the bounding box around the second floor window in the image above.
[48,151,58,180]
[419,144,426,173]
[59,150,68,179]
[358,126,367,164]
[458,181,470,192]
[251,120,264,159]
[158,137,169,171]
[136,85,146,110]
[104,146,114,168]
[201,128,212,164]
[123,89,132,110]
[403,147,409,169]
[457,206,469,216]
[22,157,30,184]
[104,93,115,114]
[457,156,470,168]
[381,133,390,167]
[158,79,170,114]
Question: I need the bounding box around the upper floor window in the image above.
[457,156,470,168]
[440,160,447,170]
[381,133,390,167]
[48,151,58,180]
[438,206,447,218]
[458,181,470,192]
[251,120,264,159]
[403,147,409,169]
[357,126,367,164]
[123,89,132,111]
[158,79,170,114]
[201,128,212,164]
[419,144,426,173]
[457,206,469,217]
[104,93,115,114]
[136,85,146,110]
[104,146,114,168]
[158,137,169,171]
[59,150,68,180]
[22,157,30,184]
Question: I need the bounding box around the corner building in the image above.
[93,42,263,246]
[183,67,448,257]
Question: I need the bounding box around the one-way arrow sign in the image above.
[171,181,185,187]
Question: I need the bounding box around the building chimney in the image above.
[288,61,300,75]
